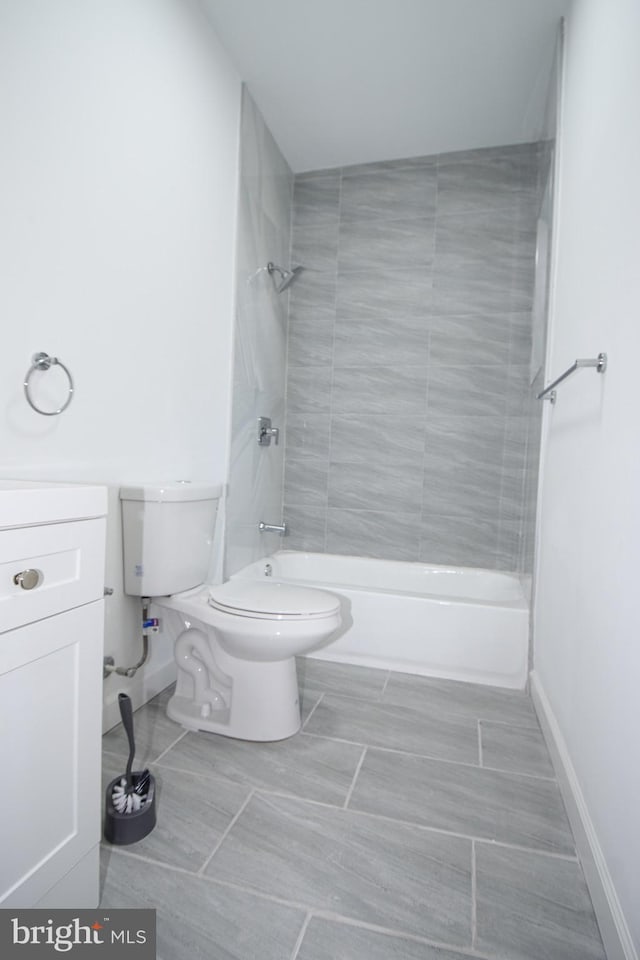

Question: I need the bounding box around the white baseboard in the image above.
[530,671,638,960]
[102,658,176,733]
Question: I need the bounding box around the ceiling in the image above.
[203,0,570,173]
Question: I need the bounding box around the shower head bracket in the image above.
[266,261,303,293]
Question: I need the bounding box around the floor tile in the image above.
[101,753,249,872]
[298,656,388,701]
[304,693,479,763]
[480,719,555,778]
[100,848,306,960]
[382,672,538,727]
[475,844,606,960]
[348,748,575,854]
[206,792,472,945]
[99,664,602,959]
[158,729,364,806]
[299,687,323,724]
[297,917,474,960]
[147,682,176,709]
[102,702,185,765]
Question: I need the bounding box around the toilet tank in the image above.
[119,482,222,597]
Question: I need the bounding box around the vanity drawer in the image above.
[0,518,106,633]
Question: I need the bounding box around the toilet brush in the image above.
[104,693,156,845]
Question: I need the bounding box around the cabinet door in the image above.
[0,600,103,907]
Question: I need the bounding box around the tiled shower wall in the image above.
[283,144,543,570]
[225,89,293,577]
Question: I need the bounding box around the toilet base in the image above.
[167,655,302,742]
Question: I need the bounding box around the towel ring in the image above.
[24,352,74,416]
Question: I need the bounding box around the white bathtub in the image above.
[233,551,530,689]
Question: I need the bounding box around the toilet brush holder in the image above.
[103,693,157,845]
[104,770,156,845]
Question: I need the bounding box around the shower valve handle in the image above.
[258,416,279,446]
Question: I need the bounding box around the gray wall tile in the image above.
[342,156,437,176]
[285,413,331,460]
[336,267,432,320]
[284,143,542,570]
[428,313,512,366]
[330,415,426,465]
[291,220,339,273]
[288,269,337,319]
[333,315,429,368]
[420,513,499,568]
[332,364,428,416]
[328,460,422,513]
[226,89,293,577]
[427,364,508,417]
[421,458,502,521]
[338,216,435,272]
[285,458,329,507]
[287,317,334,366]
[340,165,437,222]
[436,146,539,215]
[282,505,326,551]
[326,508,421,560]
[435,207,536,262]
[432,253,535,315]
[287,365,332,414]
[293,175,340,229]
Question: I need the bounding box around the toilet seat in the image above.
[208,581,340,621]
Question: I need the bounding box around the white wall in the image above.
[0,0,241,727]
[533,0,640,953]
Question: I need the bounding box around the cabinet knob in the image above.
[13,568,43,590]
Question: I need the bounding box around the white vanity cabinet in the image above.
[0,481,107,908]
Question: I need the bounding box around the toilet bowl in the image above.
[156,581,341,740]
[119,482,342,741]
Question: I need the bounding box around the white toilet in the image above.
[119,482,341,741]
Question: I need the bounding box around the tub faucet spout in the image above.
[258,521,287,535]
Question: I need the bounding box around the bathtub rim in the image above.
[233,549,529,612]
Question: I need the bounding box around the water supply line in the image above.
[103,597,156,679]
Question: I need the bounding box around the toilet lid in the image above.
[208,581,341,620]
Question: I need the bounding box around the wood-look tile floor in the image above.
[101,659,607,960]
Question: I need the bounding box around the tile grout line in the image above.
[104,742,574,861]
[151,727,190,765]
[471,839,477,950]
[244,787,578,863]
[342,746,368,809]
[301,691,325,728]
[379,670,391,696]
[300,686,540,730]
[288,912,313,960]
[322,166,341,553]
[105,848,495,960]
[298,729,557,781]
[103,837,574,960]
[197,788,255,877]
[102,772,577,876]
[106,847,498,960]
